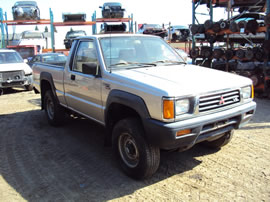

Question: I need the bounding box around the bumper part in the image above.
[143,101,256,150]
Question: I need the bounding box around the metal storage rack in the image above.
[0,8,134,52]
[191,0,270,97]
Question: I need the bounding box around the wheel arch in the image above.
[40,72,58,110]
[104,90,151,146]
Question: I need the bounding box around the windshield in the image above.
[0,52,24,64]
[67,31,86,38]
[42,54,67,62]
[144,24,162,29]
[99,36,184,69]
[22,32,43,39]
[15,1,37,6]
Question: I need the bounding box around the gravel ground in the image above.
[0,89,269,202]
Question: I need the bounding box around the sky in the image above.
[0,0,229,48]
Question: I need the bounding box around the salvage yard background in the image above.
[0,89,269,201]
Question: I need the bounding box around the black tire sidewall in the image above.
[112,118,159,179]
[44,90,64,126]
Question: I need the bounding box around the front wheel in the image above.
[112,118,160,179]
[44,90,65,126]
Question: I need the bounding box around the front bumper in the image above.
[0,75,33,88]
[143,101,256,150]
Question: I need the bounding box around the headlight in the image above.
[175,99,190,115]
[242,86,253,99]
[163,98,190,119]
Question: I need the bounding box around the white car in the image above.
[0,49,33,95]
[18,30,46,51]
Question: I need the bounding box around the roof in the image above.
[76,34,160,40]
[0,49,17,53]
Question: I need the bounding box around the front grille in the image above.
[2,81,24,87]
[199,90,240,113]
[2,71,24,82]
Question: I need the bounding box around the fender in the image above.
[40,72,59,109]
[104,90,152,146]
[105,90,151,124]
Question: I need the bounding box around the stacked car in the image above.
[12,1,40,20]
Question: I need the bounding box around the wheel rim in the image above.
[118,132,139,168]
[46,97,55,120]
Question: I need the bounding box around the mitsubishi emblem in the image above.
[219,96,225,105]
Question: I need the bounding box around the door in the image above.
[64,40,104,124]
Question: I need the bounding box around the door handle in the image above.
[71,74,76,80]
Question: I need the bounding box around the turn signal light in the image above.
[251,85,254,99]
[163,100,174,119]
[176,129,191,137]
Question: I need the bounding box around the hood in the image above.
[112,64,252,97]
[0,62,32,75]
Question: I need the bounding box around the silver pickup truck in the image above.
[32,34,256,179]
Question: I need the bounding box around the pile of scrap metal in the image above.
[191,12,266,43]
[138,24,168,39]
[168,25,191,42]
[193,0,266,13]
[190,46,267,61]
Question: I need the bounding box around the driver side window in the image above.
[72,40,98,73]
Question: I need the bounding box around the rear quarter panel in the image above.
[32,63,66,105]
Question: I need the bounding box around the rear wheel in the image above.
[112,118,160,179]
[44,90,65,126]
[202,130,234,149]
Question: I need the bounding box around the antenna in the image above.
[109,27,112,73]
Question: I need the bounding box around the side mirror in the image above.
[82,62,99,76]
[99,6,102,8]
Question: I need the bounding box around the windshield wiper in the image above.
[109,62,157,68]
[153,60,186,65]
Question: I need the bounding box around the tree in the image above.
[35,25,39,31]
[44,26,48,32]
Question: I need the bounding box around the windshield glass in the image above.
[0,52,24,64]
[144,24,162,29]
[15,1,36,6]
[99,36,184,69]
[42,54,67,62]
[67,31,86,38]
[22,32,43,39]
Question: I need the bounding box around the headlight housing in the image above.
[163,98,190,120]
[242,85,253,100]
[175,99,190,115]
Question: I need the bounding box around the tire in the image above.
[112,118,160,179]
[44,90,65,126]
[25,84,33,91]
[202,130,234,149]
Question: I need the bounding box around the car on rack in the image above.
[27,53,67,68]
[12,1,40,21]
[138,24,168,38]
[0,49,33,95]
[62,12,86,22]
[168,25,191,42]
[64,30,87,49]
[18,30,46,51]
[99,2,125,18]
[32,34,256,179]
